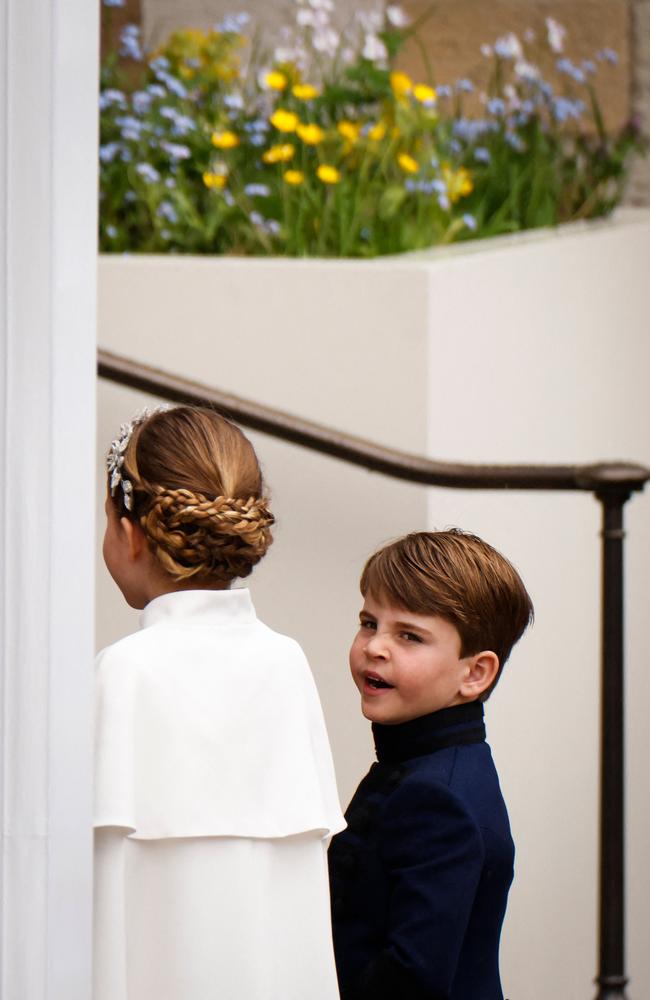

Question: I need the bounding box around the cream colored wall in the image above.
[97,216,650,996]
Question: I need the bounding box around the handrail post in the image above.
[594,489,631,1000]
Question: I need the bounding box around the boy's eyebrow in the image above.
[393,619,431,635]
[359,610,376,621]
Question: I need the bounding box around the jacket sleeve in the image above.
[349,773,485,1000]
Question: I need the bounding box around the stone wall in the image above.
[630,0,650,203]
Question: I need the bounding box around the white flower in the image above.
[356,10,383,33]
[546,17,566,54]
[386,5,410,28]
[363,34,388,62]
[308,0,334,10]
[297,9,317,26]
[480,44,493,58]
[494,32,523,60]
[313,27,339,55]
[515,60,540,81]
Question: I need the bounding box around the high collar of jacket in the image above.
[372,702,486,764]
[140,587,256,629]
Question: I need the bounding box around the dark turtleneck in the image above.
[372,701,486,764]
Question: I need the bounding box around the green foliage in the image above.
[99,5,643,257]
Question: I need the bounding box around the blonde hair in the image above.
[360,529,533,698]
[109,406,274,585]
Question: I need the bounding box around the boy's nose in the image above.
[364,634,388,658]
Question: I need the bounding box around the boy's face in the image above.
[349,593,472,726]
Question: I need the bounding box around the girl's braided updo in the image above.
[109,406,274,585]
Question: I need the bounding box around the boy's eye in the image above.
[360,619,376,631]
[401,631,423,643]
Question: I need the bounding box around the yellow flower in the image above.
[265,71,288,91]
[262,143,295,163]
[317,164,340,185]
[367,121,387,142]
[413,83,437,104]
[398,152,419,174]
[296,122,325,145]
[442,163,474,202]
[203,171,227,189]
[390,71,412,97]
[337,120,360,143]
[284,169,305,185]
[211,130,240,149]
[270,109,299,132]
[179,65,196,80]
[292,83,320,100]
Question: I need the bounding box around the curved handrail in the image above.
[97,349,650,494]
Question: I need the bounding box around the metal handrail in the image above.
[98,347,650,1000]
[97,349,649,494]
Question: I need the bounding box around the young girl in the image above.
[94,405,345,1000]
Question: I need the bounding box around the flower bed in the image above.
[99,1,642,256]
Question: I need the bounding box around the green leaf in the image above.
[378,185,407,221]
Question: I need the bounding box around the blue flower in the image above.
[160,74,188,99]
[116,115,145,141]
[436,84,452,98]
[556,58,585,83]
[106,224,119,238]
[132,90,153,115]
[455,78,474,93]
[165,177,176,189]
[249,134,266,147]
[135,162,161,183]
[582,60,597,76]
[449,138,462,155]
[487,98,506,116]
[147,84,167,99]
[103,0,125,6]
[150,57,171,74]
[597,48,618,65]
[215,13,250,33]
[224,93,245,110]
[160,141,191,161]
[462,214,477,231]
[244,119,269,134]
[405,179,418,193]
[99,89,127,110]
[505,132,526,152]
[552,96,585,123]
[244,184,271,197]
[119,24,143,61]
[99,142,122,163]
[474,146,491,163]
[438,193,451,211]
[158,200,178,224]
[124,190,137,202]
[171,114,195,137]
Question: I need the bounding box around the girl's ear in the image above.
[120,516,147,562]
[460,651,500,700]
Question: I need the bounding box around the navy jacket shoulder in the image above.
[328,704,514,1000]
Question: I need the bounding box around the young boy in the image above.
[328,529,533,1000]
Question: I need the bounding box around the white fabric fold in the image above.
[94,587,346,841]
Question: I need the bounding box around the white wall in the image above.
[97,210,650,998]
[1,0,98,997]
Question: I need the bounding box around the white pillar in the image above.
[0,1,98,997]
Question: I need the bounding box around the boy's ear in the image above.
[460,651,500,700]
[120,516,147,562]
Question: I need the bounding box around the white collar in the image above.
[140,588,256,629]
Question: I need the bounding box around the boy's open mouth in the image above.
[364,673,394,690]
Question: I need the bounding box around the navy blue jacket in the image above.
[328,703,514,1000]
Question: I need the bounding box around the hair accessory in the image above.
[106,405,171,510]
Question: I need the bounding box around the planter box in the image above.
[97,208,650,998]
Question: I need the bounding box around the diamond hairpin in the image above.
[106,405,171,511]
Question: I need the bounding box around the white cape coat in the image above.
[93,588,345,1000]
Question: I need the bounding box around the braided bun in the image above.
[142,487,274,584]
[108,406,275,585]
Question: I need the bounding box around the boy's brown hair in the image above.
[360,529,533,697]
